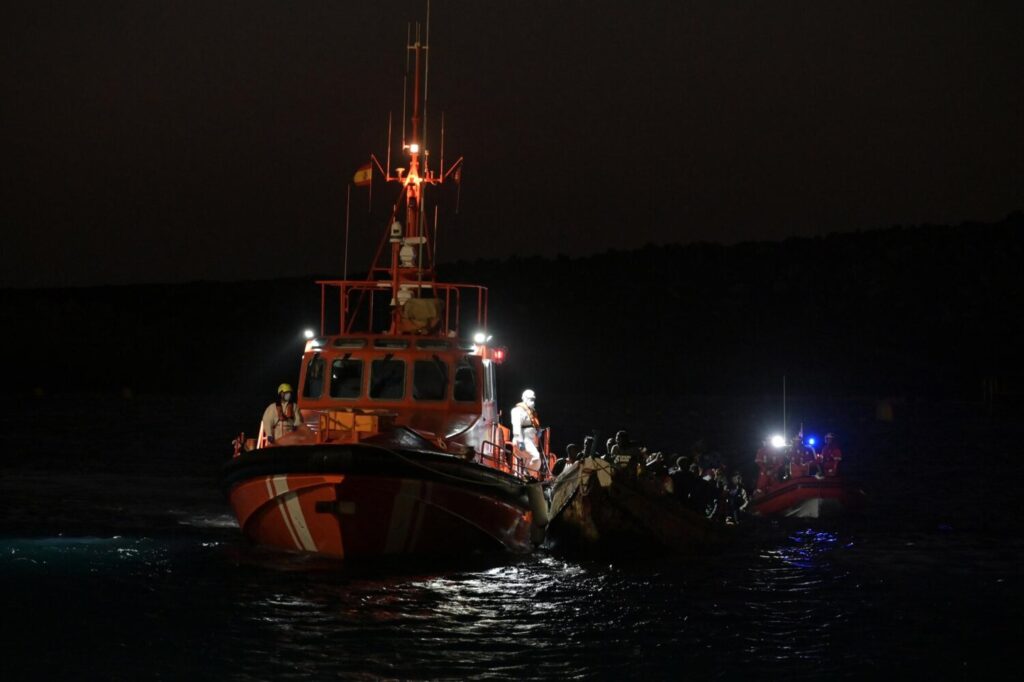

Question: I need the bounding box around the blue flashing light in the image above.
[808,437,817,446]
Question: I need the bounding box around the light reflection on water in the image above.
[2,395,1021,678]
[2,440,1021,679]
[205,533,874,679]
[2,536,171,572]
[2,515,1019,680]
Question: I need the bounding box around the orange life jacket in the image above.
[515,402,540,429]
[275,401,301,432]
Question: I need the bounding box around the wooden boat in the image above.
[222,16,552,560]
[546,457,734,554]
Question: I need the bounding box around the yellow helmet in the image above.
[277,383,293,394]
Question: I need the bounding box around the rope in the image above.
[352,442,530,491]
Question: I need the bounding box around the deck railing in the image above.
[316,279,488,337]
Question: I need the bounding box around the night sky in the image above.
[3,1,1021,288]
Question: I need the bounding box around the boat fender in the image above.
[525,482,550,529]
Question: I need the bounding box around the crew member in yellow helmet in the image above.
[262,383,303,444]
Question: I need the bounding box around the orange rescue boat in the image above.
[748,434,865,519]
[222,19,553,560]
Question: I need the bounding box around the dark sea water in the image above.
[2,394,1021,680]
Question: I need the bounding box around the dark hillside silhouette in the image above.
[4,213,1021,403]
[443,212,1023,400]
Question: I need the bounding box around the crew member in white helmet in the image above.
[510,389,542,476]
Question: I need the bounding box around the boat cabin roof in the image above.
[306,334,476,352]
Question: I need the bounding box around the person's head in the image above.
[566,443,580,460]
[615,429,629,445]
[277,382,294,403]
[825,433,835,443]
[521,389,536,408]
[731,472,743,486]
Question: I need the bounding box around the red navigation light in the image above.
[492,347,507,364]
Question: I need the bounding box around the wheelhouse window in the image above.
[454,361,478,402]
[413,358,448,401]
[482,360,494,402]
[330,357,363,399]
[369,357,405,400]
[303,354,324,398]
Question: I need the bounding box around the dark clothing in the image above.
[727,483,749,522]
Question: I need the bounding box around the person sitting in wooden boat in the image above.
[261,383,303,445]
[552,443,579,477]
[510,389,543,476]
[641,451,674,495]
[820,432,843,476]
[669,458,695,501]
[609,430,645,474]
[699,450,723,481]
[726,473,750,525]
[565,442,581,463]
[665,456,684,496]
[675,462,718,517]
[696,470,720,517]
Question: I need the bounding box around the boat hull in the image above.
[749,476,864,519]
[222,444,536,559]
[546,458,732,554]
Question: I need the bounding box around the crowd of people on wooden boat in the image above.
[555,431,752,525]
[552,429,845,525]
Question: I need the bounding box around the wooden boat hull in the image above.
[749,476,864,519]
[222,444,537,559]
[546,458,732,554]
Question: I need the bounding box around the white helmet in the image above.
[522,389,536,406]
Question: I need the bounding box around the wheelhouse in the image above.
[295,280,503,453]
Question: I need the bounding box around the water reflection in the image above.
[768,528,841,569]
[1,536,176,574]
[2,518,1015,679]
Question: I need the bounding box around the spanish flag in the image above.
[353,162,372,187]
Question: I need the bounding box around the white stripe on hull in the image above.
[784,496,821,518]
[385,481,421,554]
[783,496,844,519]
[407,482,432,553]
[268,475,317,552]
